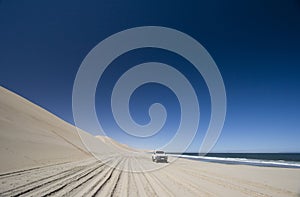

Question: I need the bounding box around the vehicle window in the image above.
[156,151,164,154]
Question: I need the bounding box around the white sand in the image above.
[0,86,300,196]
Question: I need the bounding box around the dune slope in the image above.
[0,86,95,173]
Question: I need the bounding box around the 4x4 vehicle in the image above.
[152,150,168,163]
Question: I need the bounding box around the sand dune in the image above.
[0,86,91,173]
[95,135,138,152]
[0,86,129,173]
[0,86,300,197]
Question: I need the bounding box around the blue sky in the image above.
[1,0,300,152]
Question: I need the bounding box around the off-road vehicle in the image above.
[152,150,168,163]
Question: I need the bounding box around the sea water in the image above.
[170,153,300,168]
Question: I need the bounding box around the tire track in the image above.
[126,156,139,197]
[133,156,170,197]
[17,162,102,197]
[0,158,97,192]
[110,157,129,197]
[43,161,108,196]
[127,157,148,197]
[132,157,158,196]
[0,159,104,197]
[0,161,71,178]
[159,167,214,197]
[93,156,125,197]
[0,166,82,196]
[70,157,122,197]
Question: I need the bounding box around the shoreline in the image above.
[169,154,300,169]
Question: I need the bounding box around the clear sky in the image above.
[1,0,300,152]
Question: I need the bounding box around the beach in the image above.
[1,86,300,197]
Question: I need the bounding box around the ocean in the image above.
[170,153,300,168]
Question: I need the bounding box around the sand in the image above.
[0,86,300,197]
